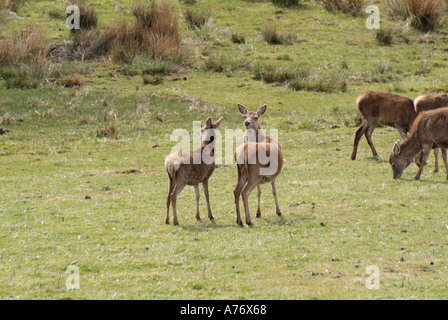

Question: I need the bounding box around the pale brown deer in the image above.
[233,104,283,227]
[165,116,223,225]
[389,107,448,180]
[414,93,448,172]
[351,91,417,160]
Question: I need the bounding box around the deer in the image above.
[233,104,283,227]
[414,93,448,173]
[351,91,417,160]
[389,107,448,180]
[165,116,223,225]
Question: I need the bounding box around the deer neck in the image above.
[200,139,216,157]
[245,126,266,143]
[399,136,423,161]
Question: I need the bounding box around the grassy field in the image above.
[1,0,448,299]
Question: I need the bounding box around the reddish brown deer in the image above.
[234,104,283,227]
[389,107,448,180]
[165,116,223,225]
[414,93,448,172]
[351,91,417,160]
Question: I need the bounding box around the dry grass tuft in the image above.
[407,0,445,32]
[383,0,446,31]
[86,0,181,62]
[58,75,84,87]
[0,26,47,66]
[323,0,364,15]
[98,121,117,137]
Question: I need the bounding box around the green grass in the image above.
[1,0,448,299]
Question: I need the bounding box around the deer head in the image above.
[389,140,412,179]
[237,104,266,131]
[201,116,223,144]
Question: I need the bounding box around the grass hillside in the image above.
[1,0,448,299]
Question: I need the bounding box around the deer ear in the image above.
[257,104,267,117]
[213,116,223,129]
[205,117,212,127]
[393,140,401,155]
[237,104,248,116]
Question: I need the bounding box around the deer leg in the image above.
[351,121,368,160]
[170,180,187,226]
[415,146,431,180]
[271,179,282,216]
[365,121,379,157]
[441,149,448,179]
[234,165,247,227]
[166,174,175,224]
[242,176,262,227]
[434,148,440,173]
[194,185,201,220]
[256,184,262,218]
[202,180,214,221]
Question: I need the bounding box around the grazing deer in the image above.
[165,116,223,225]
[351,91,416,160]
[389,107,448,180]
[233,104,283,227]
[414,93,448,172]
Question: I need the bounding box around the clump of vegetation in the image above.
[83,0,182,63]
[204,55,252,73]
[184,8,209,29]
[253,63,347,93]
[0,26,55,88]
[0,0,24,11]
[383,0,409,20]
[230,32,246,44]
[143,74,164,85]
[407,0,445,32]
[69,1,98,33]
[376,29,394,45]
[271,0,300,7]
[383,0,446,31]
[58,75,84,87]
[288,71,348,93]
[261,26,296,45]
[0,27,47,66]
[97,121,117,138]
[323,0,364,15]
[253,63,307,83]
